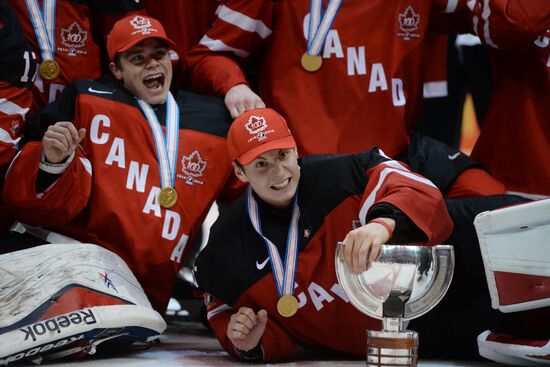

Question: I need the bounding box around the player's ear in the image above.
[233,162,248,183]
[109,62,123,81]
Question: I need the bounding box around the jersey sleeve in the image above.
[356,149,453,245]
[0,2,36,170]
[438,0,550,49]
[3,141,92,227]
[185,0,273,95]
[204,293,297,362]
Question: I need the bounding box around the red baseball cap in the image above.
[228,108,297,165]
[106,15,177,61]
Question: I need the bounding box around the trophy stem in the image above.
[366,329,418,367]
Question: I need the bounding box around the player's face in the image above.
[236,149,301,209]
[110,38,172,105]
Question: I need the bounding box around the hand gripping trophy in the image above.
[335,244,454,367]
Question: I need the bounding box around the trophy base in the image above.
[366,330,418,367]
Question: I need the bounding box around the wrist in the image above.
[234,340,263,361]
[40,150,75,174]
[368,218,394,239]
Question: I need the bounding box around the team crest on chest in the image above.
[58,21,88,56]
[177,150,207,185]
[397,6,420,40]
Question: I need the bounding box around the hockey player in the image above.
[186,0,550,198]
[3,15,240,314]
[7,0,144,117]
[193,107,454,361]
[194,108,550,363]
[0,1,36,233]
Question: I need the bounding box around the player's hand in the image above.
[224,84,266,118]
[42,121,86,164]
[227,307,268,352]
[342,218,394,274]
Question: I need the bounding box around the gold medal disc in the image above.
[39,59,60,80]
[300,53,322,72]
[277,295,298,317]
[159,187,178,209]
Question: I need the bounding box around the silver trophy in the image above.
[335,244,454,367]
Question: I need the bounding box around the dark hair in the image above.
[113,53,123,69]
[233,160,245,173]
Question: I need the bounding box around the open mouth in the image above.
[143,73,165,91]
[270,178,291,191]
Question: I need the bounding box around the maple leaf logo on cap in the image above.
[245,116,268,135]
[130,16,152,30]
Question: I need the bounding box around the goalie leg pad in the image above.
[0,244,167,365]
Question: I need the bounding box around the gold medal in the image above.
[277,295,298,317]
[39,59,60,80]
[300,53,322,72]
[159,187,178,209]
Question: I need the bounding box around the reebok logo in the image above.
[0,334,85,365]
[448,152,460,160]
[88,87,114,95]
[20,309,97,342]
[256,257,269,270]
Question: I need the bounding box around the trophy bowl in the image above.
[335,244,454,366]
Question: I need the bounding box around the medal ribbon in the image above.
[306,0,343,56]
[246,187,300,298]
[25,0,57,62]
[137,92,179,190]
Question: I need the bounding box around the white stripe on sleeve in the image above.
[0,98,29,119]
[199,35,250,58]
[207,303,233,320]
[217,5,272,39]
[359,167,437,225]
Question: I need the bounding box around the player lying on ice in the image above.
[194,108,550,365]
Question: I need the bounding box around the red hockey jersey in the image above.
[0,1,35,232]
[3,76,239,312]
[194,151,453,361]
[7,0,144,117]
[142,0,219,88]
[471,34,550,197]
[187,0,550,157]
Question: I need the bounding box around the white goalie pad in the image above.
[478,330,550,366]
[0,243,167,365]
[474,199,550,313]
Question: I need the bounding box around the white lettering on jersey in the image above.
[162,210,181,240]
[105,137,126,168]
[368,63,388,92]
[392,78,406,106]
[49,83,65,103]
[347,46,366,76]
[308,281,334,311]
[143,186,162,218]
[126,161,149,192]
[323,30,344,58]
[330,283,350,302]
[534,35,549,48]
[90,114,110,144]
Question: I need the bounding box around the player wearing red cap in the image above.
[194,107,454,361]
[195,107,550,363]
[3,15,240,313]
